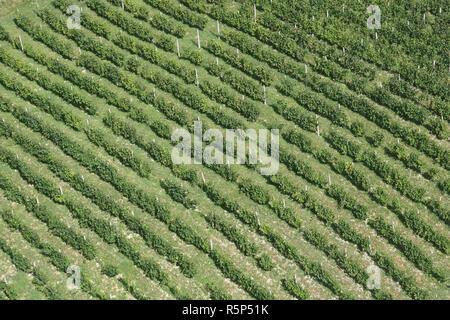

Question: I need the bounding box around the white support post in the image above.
[59,186,63,195]
[316,115,320,136]
[201,171,206,183]
[263,85,266,105]
[210,239,213,251]
[254,4,257,22]
[328,174,331,186]
[197,29,201,49]
[283,199,286,208]
[176,38,180,57]
[217,20,220,39]
[19,35,24,52]
[121,0,124,10]
[195,68,199,86]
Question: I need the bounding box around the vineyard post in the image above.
[217,20,220,39]
[254,4,257,22]
[36,0,39,9]
[263,85,266,105]
[195,69,199,86]
[197,29,201,49]
[283,199,286,208]
[176,38,180,57]
[18,35,24,52]
[316,115,320,136]
[121,0,124,10]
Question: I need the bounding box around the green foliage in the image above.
[281,278,309,300]
[102,264,119,278]
[160,179,197,209]
[256,254,275,271]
